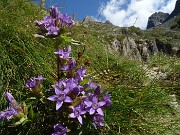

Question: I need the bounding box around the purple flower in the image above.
[0,107,19,120]
[47,88,72,110]
[94,85,101,96]
[103,92,112,107]
[84,96,105,116]
[50,6,59,19]
[52,123,66,135]
[47,25,60,35]
[69,105,86,124]
[35,16,56,35]
[75,66,86,82]
[92,113,104,128]
[4,92,18,107]
[26,77,36,89]
[88,79,97,90]
[35,75,45,84]
[55,80,66,90]
[26,75,44,89]
[35,7,74,36]
[61,59,76,72]
[69,86,80,99]
[54,46,71,59]
[65,78,78,90]
[59,13,75,28]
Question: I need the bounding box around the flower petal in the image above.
[64,88,70,94]
[56,101,63,110]
[69,113,76,118]
[55,88,61,95]
[84,101,92,107]
[64,96,72,103]
[100,122,104,126]
[92,96,98,103]
[89,108,95,115]
[47,95,58,101]
[77,116,83,124]
[97,108,104,116]
[81,110,86,115]
[98,101,106,107]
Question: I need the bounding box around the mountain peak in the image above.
[146,0,180,30]
[146,12,169,29]
[82,16,95,24]
[163,0,180,22]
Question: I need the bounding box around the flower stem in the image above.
[55,38,62,81]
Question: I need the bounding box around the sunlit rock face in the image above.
[146,12,169,29]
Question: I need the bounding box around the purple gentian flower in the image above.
[88,79,97,90]
[94,85,101,96]
[35,75,45,84]
[52,123,66,135]
[92,113,104,128]
[55,80,66,90]
[54,46,71,59]
[36,7,74,36]
[50,6,59,19]
[47,88,72,110]
[46,25,60,35]
[26,75,44,89]
[4,92,18,107]
[26,77,36,89]
[75,66,86,82]
[0,107,19,120]
[65,78,78,90]
[69,86,80,99]
[103,92,112,107]
[69,105,86,124]
[59,13,75,28]
[61,59,76,72]
[36,16,55,35]
[84,96,105,116]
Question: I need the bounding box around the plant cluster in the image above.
[0,6,111,135]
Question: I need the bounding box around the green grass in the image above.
[0,0,180,134]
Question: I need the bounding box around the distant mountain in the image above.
[146,12,169,29]
[163,0,180,22]
[147,0,180,30]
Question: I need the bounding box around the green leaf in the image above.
[71,39,82,45]
[28,106,35,119]
[79,78,89,86]
[60,35,71,43]
[29,97,36,100]
[14,117,27,126]
[22,102,28,115]
[33,34,45,38]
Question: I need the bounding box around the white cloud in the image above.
[98,0,176,29]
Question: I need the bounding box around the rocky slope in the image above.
[78,20,180,62]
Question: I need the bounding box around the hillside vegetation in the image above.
[0,0,180,134]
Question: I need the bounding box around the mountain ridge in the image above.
[147,0,180,30]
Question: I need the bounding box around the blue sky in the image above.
[32,0,177,29]
[32,0,108,20]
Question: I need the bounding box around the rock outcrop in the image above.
[107,37,180,62]
[104,20,113,25]
[82,16,95,24]
[146,12,169,29]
